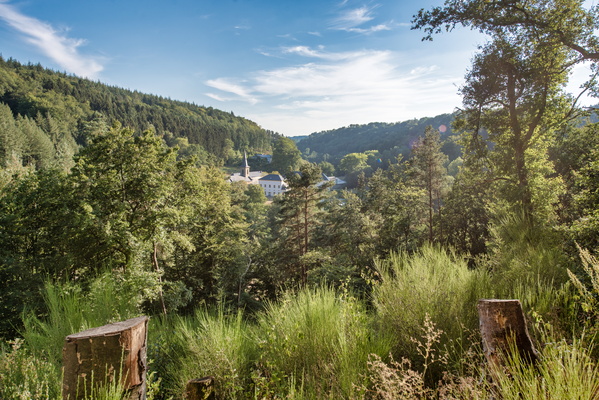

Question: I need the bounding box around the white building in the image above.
[259,174,288,197]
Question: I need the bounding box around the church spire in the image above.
[241,151,250,178]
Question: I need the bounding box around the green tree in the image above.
[0,168,75,337]
[410,126,450,242]
[70,124,181,272]
[414,1,577,226]
[270,136,302,175]
[314,190,378,289]
[164,165,249,310]
[318,161,335,176]
[338,152,371,188]
[338,152,369,175]
[363,160,427,254]
[0,103,26,166]
[274,163,330,285]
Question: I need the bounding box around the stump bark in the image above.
[62,316,148,400]
[185,376,215,400]
[477,299,539,369]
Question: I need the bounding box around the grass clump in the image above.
[372,244,492,382]
[253,286,392,399]
[489,334,599,400]
[149,307,256,400]
[0,339,60,400]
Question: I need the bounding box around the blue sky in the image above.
[0,0,590,136]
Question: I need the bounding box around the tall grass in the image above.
[150,307,256,399]
[489,334,599,400]
[0,269,147,400]
[0,339,60,400]
[254,286,392,399]
[22,270,145,367]
[372,244,492,380]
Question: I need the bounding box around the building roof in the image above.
[259,174,285,182]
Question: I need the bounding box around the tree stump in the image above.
[62,316,148,400]
[185,376,215,400]
[477,299,539,369]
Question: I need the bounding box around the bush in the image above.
[0,339,60,400]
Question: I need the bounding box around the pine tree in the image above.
[410,126,449,242]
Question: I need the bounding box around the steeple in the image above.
[241,151,250,178]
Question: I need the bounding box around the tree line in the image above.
[0,57,278,169]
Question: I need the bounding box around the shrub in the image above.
[0,339,60,400]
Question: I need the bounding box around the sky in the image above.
[0,0,593,136]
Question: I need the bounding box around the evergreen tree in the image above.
[410,126,449,242]
[274,163,330,285]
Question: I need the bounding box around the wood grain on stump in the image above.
[477,299,539,369]
[62,316,148,400]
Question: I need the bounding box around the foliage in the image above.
[0,339,60,400]
[372,245,492,382]
[409,126,450,242]
[568,246,599,327]
[361,160,427,254]
[0,57,276,168]
[254,287,392,399]
[154,308,256,400]
[22,273,145,369]
[488,334,599,400]
[269,136,302,175]
[295,115,457,166]
[271,163,331,285]
[414,0,587,226]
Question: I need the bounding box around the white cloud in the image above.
[0,2,103,78]
[329,5,391,34]
[205,77,258,105]
[282,45,359,61]
[332,6,375,29]
[206,46,465,136]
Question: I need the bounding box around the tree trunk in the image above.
[62,316,148,400]
[477,299,539,370]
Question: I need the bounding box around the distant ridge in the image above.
[296,114,459,164]
[0,56,279,166]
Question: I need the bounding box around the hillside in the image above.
[0,57,278,167]
[296,113,460,164]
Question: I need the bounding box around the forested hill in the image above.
[0,57,278,167]
[296,113,458,164]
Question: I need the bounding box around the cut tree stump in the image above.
[477,299,539,369]
[185,376,215,400]
[62,316,148,400]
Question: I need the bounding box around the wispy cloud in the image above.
[205,46,463,135]
[282,45,356,61]
[330,5,391,34]
[0,1,103,78]
[205,77,258,105]
[332,6,375,29]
